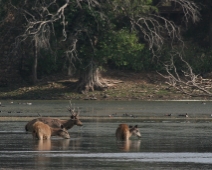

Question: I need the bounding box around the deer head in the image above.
[129,125,141,138]
[57,125,70,139]
[67,101,83,126]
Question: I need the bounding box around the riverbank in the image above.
[0,70,210,101]
[1,116,212,122]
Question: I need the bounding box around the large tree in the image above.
[74,0,200,93]
[2,0,200,92]
[12,0,69,84]
[65,0,200,93]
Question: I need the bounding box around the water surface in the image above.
[0,100,211,118]
[0,100,212,169]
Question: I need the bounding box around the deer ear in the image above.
[134,125,138,128]
[61,125,64,129]
[129,125,133,128]
[70,115,74,119]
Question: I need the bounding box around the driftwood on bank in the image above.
[158,53,212,97]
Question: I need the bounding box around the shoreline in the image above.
[1,116,212,122]
[1,70,211,101]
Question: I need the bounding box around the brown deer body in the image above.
[115,124,141,140]
[25,102,83,132]
[25,116,82,132]
[32,121,70,140]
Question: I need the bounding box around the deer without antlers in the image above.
[32,121,70,140]
[115,124,141,140]
[25,102,83,132]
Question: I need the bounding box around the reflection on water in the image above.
[36,139,52,151]
[33,139,81,151]
[34,138,81,151]
[34,139,71,169]
[36,139,69,151]
[116,140,141,152]
[46,152,212,164]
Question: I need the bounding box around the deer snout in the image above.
[76,120,83,126]
[136,132,141,138]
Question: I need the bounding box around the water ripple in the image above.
[43,152,212,164]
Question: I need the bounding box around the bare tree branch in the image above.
[154,1,210,97]
[130,14,182,51]
[15,0,69,46]
[157,0,200,23]
[158,52,212,97]
[112,0,200,54]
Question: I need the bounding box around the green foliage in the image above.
[183,46,212,74]
[38,57,56,77]
[113,0,156,15]
[36,50,64,78]
[97,28,156,71]
[158,45,212,76]
[1,0,207,84]
[0,0,7,20]
[20,50,64,79]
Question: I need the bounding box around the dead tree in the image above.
[158,52,212,97]
[13,0,70,84]
[154,1,212,97]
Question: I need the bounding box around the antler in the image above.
[67,101,80,117]
[67,101,75,115]
[76,107,80,116]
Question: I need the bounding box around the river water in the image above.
[0,100,212,169]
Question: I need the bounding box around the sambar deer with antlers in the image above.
[32,121,70,140]
[25,102,83,132]
[115,124,141,140]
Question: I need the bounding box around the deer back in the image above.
[116,124,130,140]
[32,121,52,140]
[26,117,63,132]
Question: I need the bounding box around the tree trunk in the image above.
[76,64,107,93]
[32,39,38,84]
[209,5,212,49]
[67,57,73,76]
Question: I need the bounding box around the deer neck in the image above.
[128,129,133,138]
[62,119,75,129]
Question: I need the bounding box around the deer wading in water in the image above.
[25,102,83,132]
[115,124,141,140]
[32,121,70,140]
